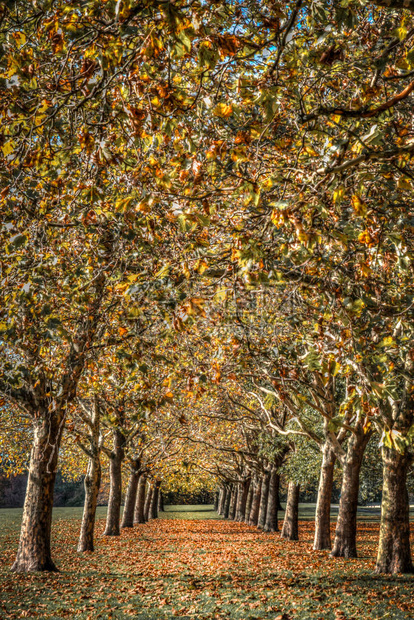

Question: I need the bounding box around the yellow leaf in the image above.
[333,186,344,204]
[14,32,26,46]
[115,196,133,212]
[351,194,367,216]
[136,201,151,213]
[214,102,233,118]
[360,262,372,277]
[397,177,412,190]
[358,230,374,246]
[2,142,14,157]
[305,145,318,156]
[214,288,227,302]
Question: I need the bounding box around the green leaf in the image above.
[9,234,28,248]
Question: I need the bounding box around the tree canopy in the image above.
[1,0,414,576]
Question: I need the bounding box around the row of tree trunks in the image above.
[217,474,300,540]
[216,431,378,563]
[216,471,299,542]
[311,428,414,575]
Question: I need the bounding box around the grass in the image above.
[0,505,414,619]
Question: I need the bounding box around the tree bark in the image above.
[235,478,250,521]
[313,443,336,550]
[217,487,225,515]
[229,484,238,520]
[244,479,254,522]
[77,398,102,553]
[281,482,300,541]
[149,481,160,520]
[158,490,164,512]
[214,491,219,511]
[249,477,262,526]
[264,468,280,532]
[78,451,101,552]
[223,484,232,518]
[375,446,413,574]
[331,429,371,558]
[104,428,125,536]
[144,483,153,522]
[258,471,270,529]
[121,461,141,528]
[12,414,64,572]
[134,475,147,524]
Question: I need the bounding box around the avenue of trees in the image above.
[1,0,414,577]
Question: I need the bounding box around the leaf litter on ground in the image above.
[0,515,413,619]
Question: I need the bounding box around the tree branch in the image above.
[371,0,414,11]
[320,142,414,174]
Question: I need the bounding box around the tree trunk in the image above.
[331,429,371,558]
[375,446,413,574]
[229,484,238,520]
[281,482,300,541]
[258,472,270,529]
[12,414,64,572]
[249,477,262,526]
[121,461,141,529]
[77,398,102,553]
[78,451,101,552]
[236,478,250,522]
[313,443,336,550]
[104,429,125,536]
[134,475,147,524]
[264,468,279,532]
[149,481,160,520]
[158,490,164,512]
[144,484,153,522]
[277,492,283,512]
[244,479,254,522]
[217,487,225,515]
[223,484,232,518]
[214,491,219,511]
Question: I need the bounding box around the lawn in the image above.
[0,505,414,619]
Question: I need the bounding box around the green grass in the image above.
[160,505,220,519]
[0,500,403,528]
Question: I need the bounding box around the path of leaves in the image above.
[1,518,414,619]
